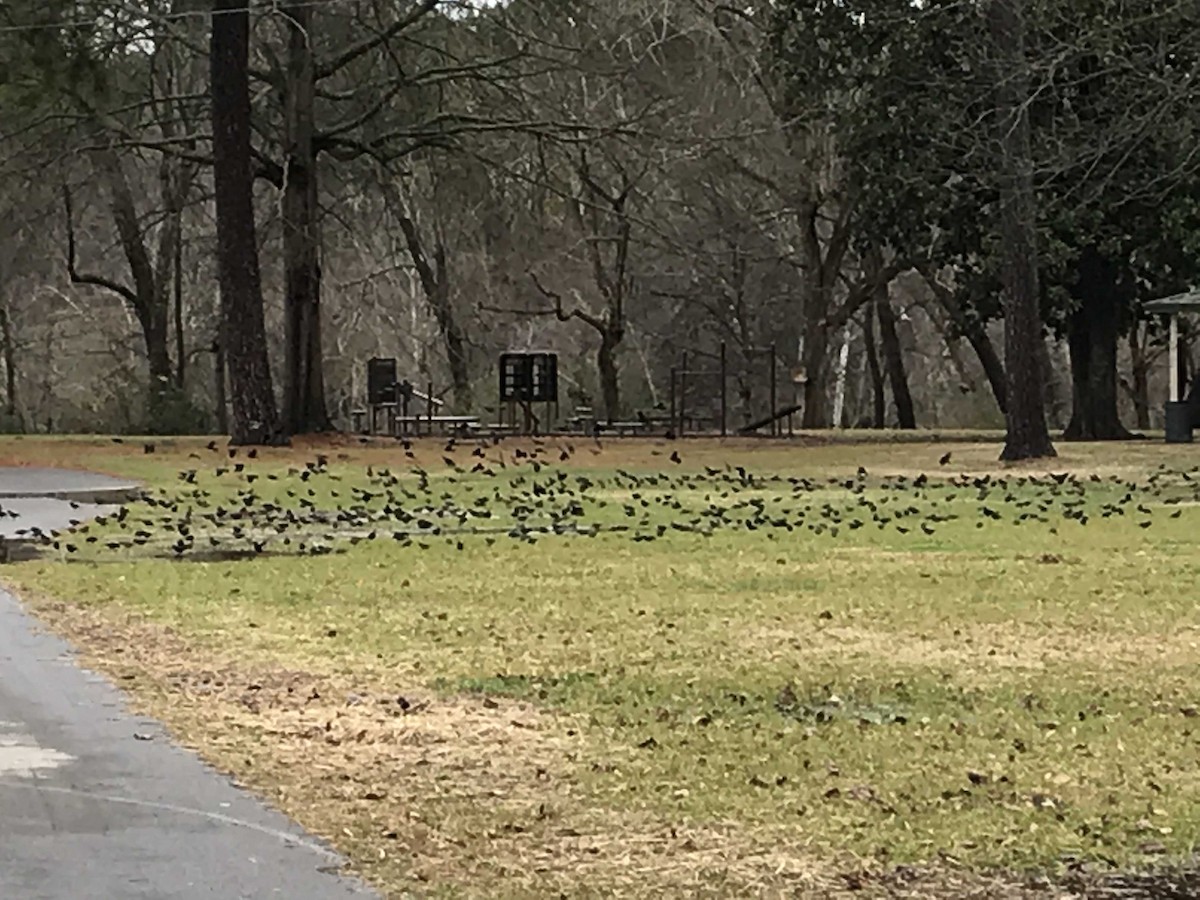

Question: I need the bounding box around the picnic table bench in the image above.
[393,414,479,436]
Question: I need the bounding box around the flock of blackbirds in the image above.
[10,437,1200,562]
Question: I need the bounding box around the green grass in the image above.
[5,434,1200,896]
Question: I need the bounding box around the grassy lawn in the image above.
[4,433,1200,897]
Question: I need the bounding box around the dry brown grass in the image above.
[20,592,863,897]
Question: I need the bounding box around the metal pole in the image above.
[769,344,777,436]
[427,381,434,436]
[719,342,727,437]
[1170,314,1180,403]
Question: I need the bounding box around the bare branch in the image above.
[62,185,139,307]
[315,0,440,81]
[529,272,605,332]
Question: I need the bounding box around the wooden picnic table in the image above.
[393,414,480,436]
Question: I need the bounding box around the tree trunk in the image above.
[969,326,1008,416]
[573,155,630,427]
[173,208,185,389]
[213,337,228,436]
[921,268,1007,414]
[144,313,172,395]
[389,186,473,411]
[1125,320,1151,431]
[797,204,832,428]
[875,284,916,429]
[281,2,330,435]
[799,326,831,428]
[988,0,1056,461]
[1062,247,1135,440]
[211,0,283,445]
[0,298,16,422]
[442,304,472,411]
[597,328,620,423]
[1184,333,1200,426]
[87,151,175,393]
[862,305,885,428]
[426,237,472,411]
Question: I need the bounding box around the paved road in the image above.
[0,498,120,540]
[0,467,141,502]
[0,468,378,899]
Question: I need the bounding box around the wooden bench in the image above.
[565,415,595,430]
[597,420,654,436]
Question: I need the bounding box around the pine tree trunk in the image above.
[210,0,283,445]
[988,0,1056,461]
[281,2,330,435]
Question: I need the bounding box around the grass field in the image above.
[4,433,1200,897]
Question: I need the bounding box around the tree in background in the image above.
[210,0,281,444]
[986,0,1055,460]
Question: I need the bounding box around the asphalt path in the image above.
[0,468,377,899]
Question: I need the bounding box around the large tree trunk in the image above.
[875,284,916,429]
[442,304,472,411]
[213,335,228,435]
[797,201,833,428]
[281,2,330,435]
[988,0,1056,461]
[211,0,282,445]
[597,329,620,423]
[1062,247,1135,440]
[799,325,831,428]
